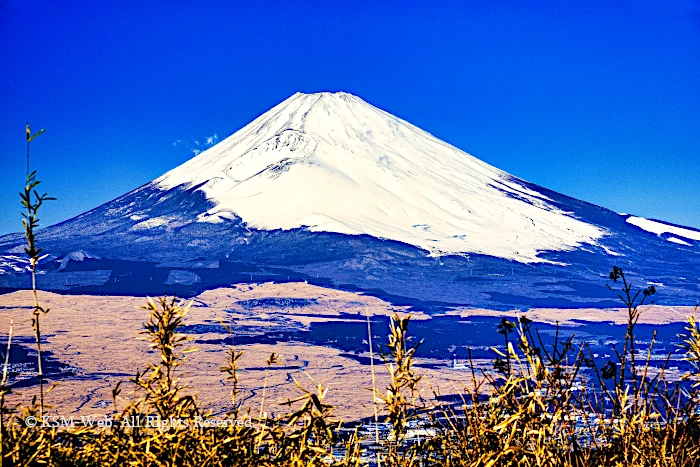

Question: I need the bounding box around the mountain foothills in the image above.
[0,92,698,310]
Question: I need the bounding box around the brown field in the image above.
[0,282,695,422]
[447,304,698,326]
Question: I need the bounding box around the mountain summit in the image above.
[156,92,603,262]
[0,91,698,308]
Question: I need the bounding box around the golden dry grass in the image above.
[0,286,460,421]
[1,281,699,466]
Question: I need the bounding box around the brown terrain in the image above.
[0,282,696,422]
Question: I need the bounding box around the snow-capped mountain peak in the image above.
[156,91,605,262]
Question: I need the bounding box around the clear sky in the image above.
[1,0,699,235]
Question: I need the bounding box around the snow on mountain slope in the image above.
[157,92,606,262]
[626,216,700,245]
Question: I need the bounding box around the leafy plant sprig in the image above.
[20,123,54,419]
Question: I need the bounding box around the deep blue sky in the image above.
[1,0,699,235]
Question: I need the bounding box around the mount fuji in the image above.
[1,92,698,310]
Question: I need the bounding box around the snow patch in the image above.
[130,216,173,231]
[668,237,692,246]
[627,217,700,245]
[59,250,101,271]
